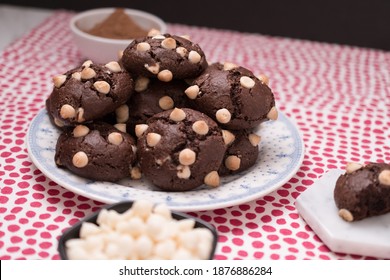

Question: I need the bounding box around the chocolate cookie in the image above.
[55,122,137,182]
[121,34,208,81]
[124,78,190,135]
[46,60,134,127]
[136,108,227,191]
[218,130,261,175]
[185,62,277,130]
[334,162,390,222]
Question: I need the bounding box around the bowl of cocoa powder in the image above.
[70,7,167,64]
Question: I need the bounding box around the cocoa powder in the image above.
[83,8,148,39]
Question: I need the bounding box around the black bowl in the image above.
[58,201,218,260]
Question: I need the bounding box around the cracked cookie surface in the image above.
[186,62,276,130]
[218,129,261,175]
[46,60,134,127]
[136,108,226,191]
[124,78,190,136]
[121,34,208,80]
[334,162,390,222]
[55,122,137,182]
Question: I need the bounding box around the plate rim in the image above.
[26,109,305,212]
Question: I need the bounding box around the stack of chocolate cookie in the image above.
[46,33,277,191]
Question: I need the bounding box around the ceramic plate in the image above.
[26,109,304,212]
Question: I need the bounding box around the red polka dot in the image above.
[261,215,272,223]
[262,225,276,232]
[249,231,261,238]
[237,250,248,257]
[8,225,20,232]
[252,241,264,248]
[7,246,20,253]
[232,228,243,235]
[11,236,22,243]
[39,242,52,249]
[230,219,242,226]
[221,246,231,253]
[22,248,36,255]
[253,252,264,259]
[303,241,315,249]
[232,238,244,246]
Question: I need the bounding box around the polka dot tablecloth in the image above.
[0,12,389,260]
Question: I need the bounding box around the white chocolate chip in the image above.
[204,171,220,187]
[338,209,354,222]
[192,120,209,135]
[108,132,123,145]
[152,35,166,40]
[148,28,161,36]
[184,85,200,99]
[132,200,154,220]
[153,204,172,220]
[135,124,149,138]
[72,151,88,168]
[177,219,195,232]
[82,60,93,68]
[79,222,101,238]
[71,72,81,81]
[176,47,188,57]
[157,69,173,82]
[179,148,196,165]
[156,156,171,166]
[154,239,176,259]
[53,75,67,88]
[177,165,191,179]
[257,74,269,85]
[188,50,201,64]
[158,96,174,110]
[135,235,153,259]
[137,42,151,52]
[267,106,278,121]
[135,77,150,92]
[144,63,160,74]
[180,35,191,41]
[248,133,261,146]
[222,130,235,146]
[146,133,162,147]
[118,50,124,60]
[225,155,241,171]
[240,76,256,89]
[54,118,64,127]
[346,162,364,174]
[77,107,85,123]
[73,125,90,138]
[223,62,238,71]
[93,81,110,94]
[215,108,231,124]
[114,123,126,133]
[81,67,96,80]
[115,104,129,123]
[105,61,122,73]
[378,170,390,186]
[161,38,177,49]
[169,108,186,122]
[130,166,142,180]
[60,104,76,119]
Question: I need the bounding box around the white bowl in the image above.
[70,8,167,64]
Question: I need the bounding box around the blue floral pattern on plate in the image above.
[27,109,304,211]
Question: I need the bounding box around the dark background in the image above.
[3,0,390,51]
